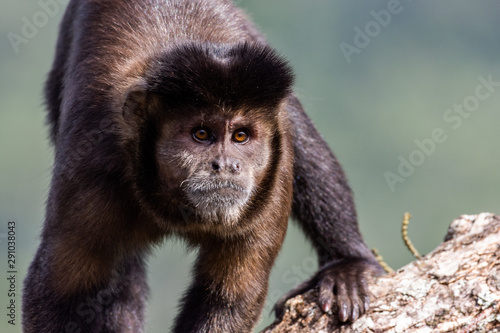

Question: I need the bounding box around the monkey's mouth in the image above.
[184,179,251,209]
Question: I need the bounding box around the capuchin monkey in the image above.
[22,0,383,332]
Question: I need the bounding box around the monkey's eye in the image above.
[192,127,212,142]
[233,129,249,143]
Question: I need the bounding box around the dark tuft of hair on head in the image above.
[147,42,294,110]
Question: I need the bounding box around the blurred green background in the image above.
[1,0,499,332]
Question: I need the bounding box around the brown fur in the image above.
[23,1,382,332]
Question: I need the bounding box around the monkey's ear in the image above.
[122,81,152,119]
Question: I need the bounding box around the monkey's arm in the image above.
[276,95,383,322]
[23,244,148,333]
[22,150,162,332]
[174,235,281,333]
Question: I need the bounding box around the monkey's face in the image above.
[156,111,273,226]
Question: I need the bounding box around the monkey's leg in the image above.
[173,237,279,333]
[102,254,149,332]
[23,243,149,333]
[280,95,384,322]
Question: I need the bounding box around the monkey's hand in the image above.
[274,258,383,323]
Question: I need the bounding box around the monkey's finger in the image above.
[348,281,361,322]
[336,279,350,322]
[362,294,370,316]
[318,276,334,313]
[356,273,370,315]
[351,266,376,320]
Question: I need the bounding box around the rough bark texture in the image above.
[262,213,500,333]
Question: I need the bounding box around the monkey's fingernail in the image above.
[322,300,332,312]
[339,304,349,322]
[351,304,359,321]
[363,298,370,312]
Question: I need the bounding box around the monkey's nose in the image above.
[211,161,221,171]
[210,159,241,173]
